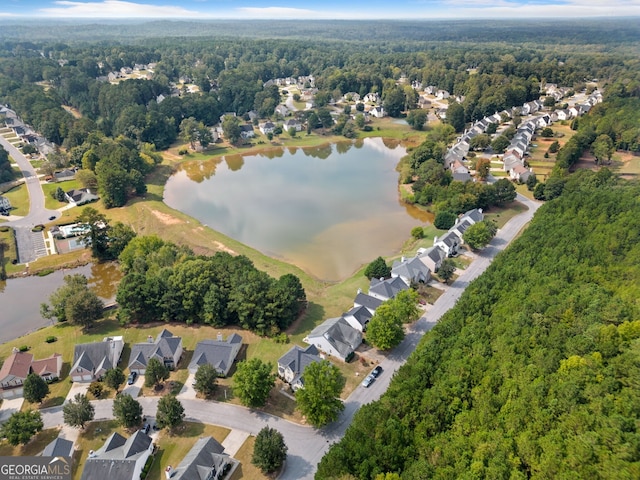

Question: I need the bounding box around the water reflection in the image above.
[164,138,430,281]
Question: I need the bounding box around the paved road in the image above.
[0,134,59,263]
[39,194,540,479]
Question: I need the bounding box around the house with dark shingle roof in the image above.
[304,317,362,362]
[342,305,373,332]
[434,231,461,257]
[41,437,74,458]
[391,256,431,285]
[188,334,243,377]
[418,245,447,273]
[353,291,383,315]
[164,436,239,480]
[128,329,183,375]
[80,430,153,480]
[71,336,124,383]
[65,188,99,206]
[278,344,323,390]
[368,276,409,302]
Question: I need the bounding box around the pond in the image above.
[164,138,432,281]
[0,262,121,344]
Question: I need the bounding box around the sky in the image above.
[0,0,638,20]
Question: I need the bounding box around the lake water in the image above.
[0,262,121,344]
[164,138,432,281]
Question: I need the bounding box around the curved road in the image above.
[40,193,540,479]
[1,135,60,265]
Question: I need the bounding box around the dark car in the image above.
[371,366,383,378]
[142,423,150,434]
[48,215,56,221]
[127,372,137,385]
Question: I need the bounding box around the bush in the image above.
[273,332,290,344]
[36,269,54,277]
[45,336,57,343]
[0,226,9,232]
[434,210,457,230]
[178,148,188,155]
[19,345,29,352]
[411,226,424,239]
[31,225,44,232]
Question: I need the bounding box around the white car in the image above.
[362,374,375,388]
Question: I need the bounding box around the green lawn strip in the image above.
[42,179,81,210]
[0,427,61,457]
[0,226,18,267]
[230,435,270,480]
[2,183,29,216]
[484,201,528,229]
[147,422,231,480]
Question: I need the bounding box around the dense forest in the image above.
[115,236,307,336]
[317,169,640,478]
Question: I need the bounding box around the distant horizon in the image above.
[1,1,639,20]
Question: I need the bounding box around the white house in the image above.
[391,257,431,285]
[303,317,362,362]
[434,231,461,257]
[368,276,410,301]
[342,305,373,332]
[369,106,385,118]
[418,246,447,273]
[277,345,323,390]
[259,121,276,135]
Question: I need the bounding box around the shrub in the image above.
[31,225,44,232]
[178,148,188,155]
[411,226,424,239]
[274,332,290,344]
[45,336,57,343]
[19,345,29,352]
[0,226,9,232]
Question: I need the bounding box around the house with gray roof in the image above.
[80,430,153,480]
[65,188,99,206]
[71,336,124,383]
[353,291,383,314]
[278,344,323,390]
[304,317,362,362]
[164,436,239,480]
[391,256,431,285]
[342,305,373,332]
[188,334,243,377]
[42,437,74,458]
[434,231,461,257]
[368,276,409,302]
[418,246,447,273]
[0,195,11,212]
[128,329,183,375]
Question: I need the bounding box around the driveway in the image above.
[176,373,197,400]
[64,382,90,403]
[121,373,144,397]
[0,397,25,423]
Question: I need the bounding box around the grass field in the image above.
[2,183,29,216]
[0,226,18,267]
[0,427,61,457]
[42,179,81,210]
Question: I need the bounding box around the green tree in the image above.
[77,207,110,259]
[541,127,554,138]
[104,368,125,393]
[366,303,404,350]
[469,134,491,151]
[87,381,104,399]
[112,394,143,429]
[354,113,365,129]
[411,226,424,239]
[144,357,169,388]
[364,256,391,280]
[493,178,517,205]
[40,274,103,330]
[549,140,560,153]
[438,258,456,284]
[592,134,615,164]
[406,110,428,130]
[446,102,465,133]
[252,427,288,474]
[295,360,345,427]
[233,358,276,408]
[194,363,219,398]
[383,85,406,117]
[53,186,66,202]
[156,395,185,431]
[486,122,498,135]
[526,173,538,191]
[491,135,511,153]
[434,210,457,230]
[23,373,49,404]
[63,393,94,429]
[391,289,420,323]
[222,115,242,145]
[476,158,491,179]
[463,220,497,250]
[1,410,43,446]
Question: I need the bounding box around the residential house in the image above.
[284,118,303,132]
[54,168,76,181]
[555,109,572,121]
[436,90,450,100]
[80,431,153,480]
[369,106,385,118]
[418,246,447,273]
[128,329,183,375]
[277,344,323,390]
[259,121,276,135]
[343,92,360,102]
[353,291,383,315]
[64,188,99,206]
[342,305,373,332]
[305,100,316,110]
[304,317,362,362]
[71,336,124,382]
[0,351,62,398]
[450,218,474,240]
[511,164,533,183]
[42,437,74,458]
[363,92,380,104]
[188,334,243,377]
[368,276,409,302]
[239,124,255,139]
[274,105,289,117]
[436,108,448,119]
[418,96,432,109]
[434,231,461,257]
[0,195,11,212]
[451,159,471,183]
[391,256,431,285]
[164,437,239,480]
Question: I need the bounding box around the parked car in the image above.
[48,215,56,221]
[362,374,375,388]
[127,372,137,385]
[142,423,150,434]
[371,366,383,378]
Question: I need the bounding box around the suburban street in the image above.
[39,192,540,479]
[0,134,59,263]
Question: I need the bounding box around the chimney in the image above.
[357,288,362,294]
[401,256,405,263]
[147,335,153,343]
[217,332,223,342]
[165,466,174,479]
[434,236,438,244]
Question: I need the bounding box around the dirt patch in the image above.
[151,209,182,225]
[213,241,236,255]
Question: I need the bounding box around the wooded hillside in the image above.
[318,171,640,479]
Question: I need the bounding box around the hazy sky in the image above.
[0,0,637,20]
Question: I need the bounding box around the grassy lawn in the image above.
[42,179,81,210]
[0,226,18,267]
[2,184,29,216]
[230,435,272,480]
[72,420,129,480]
[0,427,61,457]
[148,422,231,479]
[484,200,528,229]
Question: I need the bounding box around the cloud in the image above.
[236,7,321,18]
[38,0,201,18]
